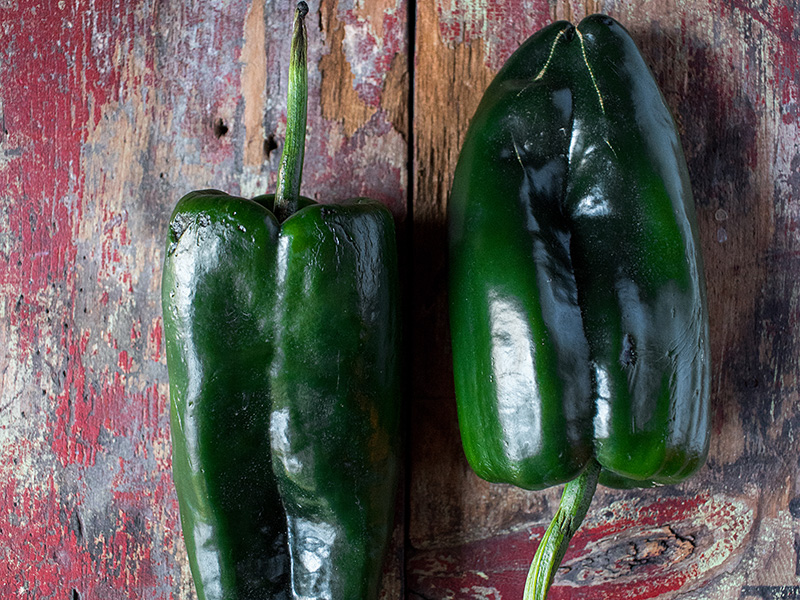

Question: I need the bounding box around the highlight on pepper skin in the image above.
[448,13,709,600]
[161,4,402,599]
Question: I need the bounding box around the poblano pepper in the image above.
[448,15,710,599]
[162,4,400,599]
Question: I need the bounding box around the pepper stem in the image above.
[274,1,309,221]
[523,458,601,600]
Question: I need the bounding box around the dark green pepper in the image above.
[448,15,709,598]
[162,4,400,599]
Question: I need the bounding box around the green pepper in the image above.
[161,4,400,599]
[448,15,709,599]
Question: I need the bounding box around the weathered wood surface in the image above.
[409,1,800,599]
[1,0,799,598]
[0,0,407,597]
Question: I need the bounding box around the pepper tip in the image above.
[296,1,309,19]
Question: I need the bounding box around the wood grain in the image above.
[1,0,800,598]
[409,0,800,599]
[0,0,407,597]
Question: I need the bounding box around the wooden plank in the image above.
[410,0,800,598]
[3,0,800,598]
[0,0,407,597]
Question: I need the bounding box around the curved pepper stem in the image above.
[274,1,309,221]
[523,458,601,600]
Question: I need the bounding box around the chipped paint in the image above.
[239,0,408,214]
[4,0,800,598]
[320,0,379,137]
[408,492,755,599]
[411,1,800,599]
[434,0,552,70]
[0,0,184,592]
[0,0,405,597]
[318,0,407,139]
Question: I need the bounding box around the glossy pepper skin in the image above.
[449,15,710,598]
[163,192,400,600]
[449,14,710,492]
[162,5,400,599]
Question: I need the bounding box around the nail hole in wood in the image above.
[264,134,278,158]
[213,118,229,138]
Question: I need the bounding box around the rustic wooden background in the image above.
[1,0,799,598]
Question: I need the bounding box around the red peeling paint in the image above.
[408,493,752,600]
[150,317,164,363]
[119,350,132,371]
[0,3,405,597]
[0,437,180,599]
[0,0,185,596]
[721,0,800,119]
[131,320,142,343]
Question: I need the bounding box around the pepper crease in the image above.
[448,14,710,599]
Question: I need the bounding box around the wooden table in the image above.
[1,1,798,598]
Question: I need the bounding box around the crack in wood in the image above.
[795,533,800,577]
[667,524,697,547]
[741,586,800,599]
